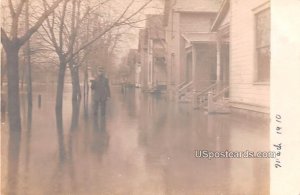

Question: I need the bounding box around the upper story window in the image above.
[171,10,175,39]
[255,8,270,83]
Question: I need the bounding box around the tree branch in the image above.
[8,0,16,17]
[58,0,69,52]
[66,0,137,61]
[15,0,27,17]
[119,0,152,24]
[44,11,61,54]
[1,27,10,49]
[19,0,65,46]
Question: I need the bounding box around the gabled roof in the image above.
[211,0,230,32]
[163,0,222,26]
[174,0,222,13]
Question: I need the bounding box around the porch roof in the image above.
[174,0,222,13]
[181,32,217,44]
[211,0,230,32]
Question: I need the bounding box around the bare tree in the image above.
[24,0,33,130]
[38,0,153,129]
[1,0,64,132]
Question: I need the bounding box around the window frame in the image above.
[253,2,270,85]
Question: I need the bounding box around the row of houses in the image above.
[129,0,270,115]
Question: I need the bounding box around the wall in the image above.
[230,0,270,113]
[179,13,217,84]
[165,11,181,98]
[180,13,215,32]
[141,48,148,90]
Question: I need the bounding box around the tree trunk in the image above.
[6,45,21,132]
[83,64,89,118]
[25,0,33,130]
[70,65,81,102]
[70,99,80,131]
[55,59,67,162]
[55,59,67,130]
[27,63,32,130]
[25,37,32,131]
[70,65,81,130]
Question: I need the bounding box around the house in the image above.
[135,62,142,87]
[163,0,222,101]
[212,0,270,114]
[139,15,167,93]
[138,29,148,90]
[126,49,139,87]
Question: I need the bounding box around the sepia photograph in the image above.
[1,0,300,194]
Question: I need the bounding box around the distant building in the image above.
[138,29,148,90]
[135,62,142,87]
[126,49,139,86]
[139,14,167,93]
[163,0,222,101]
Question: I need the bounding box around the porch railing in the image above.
[177,81,193,100]
[177,81,187,90]
[193,82,229,109]
[213,86,229,101]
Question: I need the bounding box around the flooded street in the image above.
[1,84,269,195]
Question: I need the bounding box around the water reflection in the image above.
[23,102,32,195]
[1,85,269,195]
[66,103,80,195]
[56,110,66,163]
[70,100,81,131]
[6,131,21,195]
[91,115,109,161]
[1,95,6,123]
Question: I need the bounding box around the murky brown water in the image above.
[1,84,269,195]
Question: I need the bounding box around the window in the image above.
[171,10,174,39]
[255,8,270,82]
[148,61,152,83]
[155,57,165,65]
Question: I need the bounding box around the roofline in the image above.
[211,0,230,32]
[173,10,218,14]
[181,32,217,44]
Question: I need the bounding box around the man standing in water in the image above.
[91,66,111,117]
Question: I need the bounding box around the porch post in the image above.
[192,44,197,89]
[216,37,221,83]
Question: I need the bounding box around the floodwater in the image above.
[1,84,270,195]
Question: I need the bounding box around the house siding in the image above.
[230,0,270,113]
[180,13,214,33]
[165,11,181,97]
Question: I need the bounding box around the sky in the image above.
[110,0,164,63]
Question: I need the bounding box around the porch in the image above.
[177,32,230,113]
